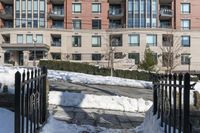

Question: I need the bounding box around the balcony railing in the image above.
[109,8,123,17]
[109,24,123,29]
[160,9,173,17]
[160,22,172,28]
[49,9,64,16]
[51,25,64,28]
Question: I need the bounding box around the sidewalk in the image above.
[49,105,144,129]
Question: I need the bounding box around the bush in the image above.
[39,60,153,81]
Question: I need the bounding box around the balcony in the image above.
[159,0,173,4]
[109,9,124,19]
[0,0,13,4]
[0,9,13,20]
[47,0,64,4]
[160,22,172,28]
[109,0,123,4]
[109,24,123,29]
[160,9,173,19]
[48,9,64,20]
[1,43,50,51]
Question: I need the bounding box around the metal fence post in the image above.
[153,75,158,115]
[183,73,190,133]
[15,71,21,133]
[42,66,47,123]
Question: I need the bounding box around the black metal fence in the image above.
[153,73,192,133]
[15,67,48,133]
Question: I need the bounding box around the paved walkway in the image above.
[49,105,144,129]
[49,80,153,100]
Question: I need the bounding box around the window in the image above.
[114,52,124,59]
[51,36,61,47]
[128,34,140,46]
[29,51,44,60]
[152,53,158,64]
[181,53,190,65]
[36,34,43,43]
[181,35,190,47]
[72,3,81,13]
[92,54,101,61]
[128,53,140,64]
[181,3,190,14]
[181,19,190,30]
[51,53,61,60]
[92,3,101,13]
[72,36,81,47]
[147,34,157,46]
[162,34,173,46]
[72,54,81,60]
[17,34,23,43]
[92,19,101,29]
[110,35,122,46]
[72,20,81,29]
[92,36,101,47]
[26,34,33,43]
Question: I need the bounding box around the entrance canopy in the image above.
[1,43,50,51]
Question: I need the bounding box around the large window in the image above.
[181,3,190,14]
[36,34,43,43]
[128,34,140,46]
[72,36,81,47]
[72,54,81,60]
[92,54,101,61]
[29,51,44,60]
[181,53,190,65]
[92,3,101,13]
[181,19,190,30]
[26,34,33,43]
[92,36,101,47]
[181,35,190,47]
[147,34,157,46]
[72,3,81,13]
[92,20,101,29]
[72,20,81,29]
[128,53,140,64]
[17,34,23,43]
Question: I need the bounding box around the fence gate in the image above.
[15,67,48,133]
[153,73,192,133]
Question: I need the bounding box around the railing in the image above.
[160,9,173,17]
[15,67,48,133]
[109,8,123,16]
[49,9,64,16]
[153,73,192,133]
[51,41,61,46]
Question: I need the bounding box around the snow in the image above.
[135,107,163,133]
[49,91,152,113]
[0,66,152,94]
[48,70,153,89]
[41,116,136,133]
[194,82,200,93]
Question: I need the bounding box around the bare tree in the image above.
[159,32,182,73]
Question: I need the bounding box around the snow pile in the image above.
[49,91,152,113]
[0,66,25,93]
[135,107,163,133]
[194,82,200,93]
[48,70,153,89]
[41,116,136,133]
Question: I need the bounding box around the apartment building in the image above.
[0,0,199,72]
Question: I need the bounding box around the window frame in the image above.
[128,34,140,46]
[72,36,81,47]
[128,53,140,65]
[181,3,190,14]
[92,3,101,13]
[181,19,191,30]
[72,3,81,13]
[146,34,157,46]
[181,35,190,47]
[92,36,101,47]
[92,19,101,29]
[181,53,190,65]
